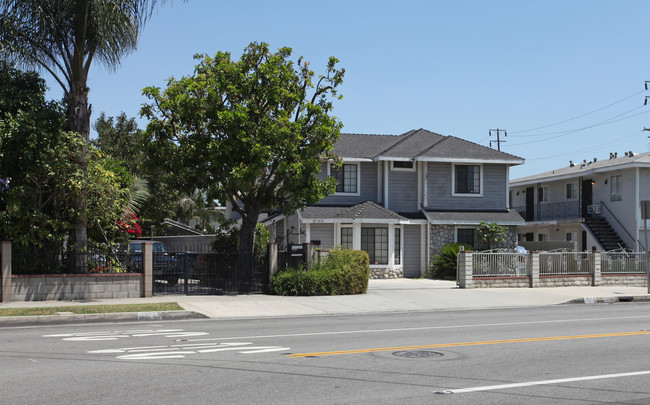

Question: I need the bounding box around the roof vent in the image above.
[615,152,618,158]
[610,153,614,159]
[625,152,629,157]
[569,160,574,167]
[593,158,597,162]
[629,151,634,157]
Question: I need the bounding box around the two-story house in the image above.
[263,128,525,278]
[509,151,650,252]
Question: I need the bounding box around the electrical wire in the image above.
[522,131,642,161]
[509,90,645,135]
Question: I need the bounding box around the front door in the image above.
[581,179,593,218]
[525,187,535,221]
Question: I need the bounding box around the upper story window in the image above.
[610,175,622,201]
[331,163,359,194]
[566,182,578,199]
[453,164,481,196]
[391,161,415,171]
[538,186,549,203]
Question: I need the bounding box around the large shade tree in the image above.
[141,42,345,283]
[0,0,174,247]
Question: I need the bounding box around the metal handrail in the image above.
[598,201,643,250]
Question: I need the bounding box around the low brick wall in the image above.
[10,273,143,301]
[472,277,531,288]
[600,274,647,287]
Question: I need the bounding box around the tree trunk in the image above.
[65,79,91,272]
[237,214,259,293]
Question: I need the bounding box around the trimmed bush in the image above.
[427,242,473,280]
[269,248,370,296]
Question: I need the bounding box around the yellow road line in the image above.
[287,330,650,358]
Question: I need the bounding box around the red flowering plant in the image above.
[117,212,143,237]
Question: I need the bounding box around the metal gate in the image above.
[154,251,269,295]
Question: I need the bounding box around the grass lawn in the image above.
[0,302,184,317]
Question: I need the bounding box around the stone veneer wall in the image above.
[539,275,592,287]
[10,274,143,301]
[472,277,531,288]
[370,267,403,279]
[428,225,518,262]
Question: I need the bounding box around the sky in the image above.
[42,0,650,180]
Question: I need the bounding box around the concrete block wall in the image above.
[9,274,143,301]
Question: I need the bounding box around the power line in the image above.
[523,131,641,162]
[507,109,650,147]
[509,90,645,135]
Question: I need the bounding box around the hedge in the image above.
[269,248,370,296]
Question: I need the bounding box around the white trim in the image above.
[451,163,484,197]
[423,162,428,207]
[353,223,361,250]
[375,156,413,162]
[420,224,426,277]
[510,160,650,187]
[305,222,311,244]
[302,218,421,224]
[416,157,525,165]
[334,157,373,162]
[636,167,640,248]
[377,161,382,204]
[506,167,510,208]
[417,161,423,210]
[328,161,361,196]
[391,161,416,172]
[383,161,389,209]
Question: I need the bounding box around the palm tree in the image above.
[0,0,174,247]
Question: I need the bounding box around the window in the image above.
[361,228,388,265]
[454,164,481,195]
[341,227,353,250]
[610,175,622,201]
[332,163,358,194]
[566,232,573,242]
[456,228,475,247]
[394,228,401,265]
[538,233,547,242]
[525,232,534,242]
[538,186,549,202]
[391,161,415,171]
[566,182,578,199]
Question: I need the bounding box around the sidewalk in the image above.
[1,279,649,325]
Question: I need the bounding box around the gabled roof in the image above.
[299,201,423,223]
[334,128,524,164]
[511,151,650,186]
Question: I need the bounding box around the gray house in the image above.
[263,129,525,278]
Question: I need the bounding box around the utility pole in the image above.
[489,129,507,151]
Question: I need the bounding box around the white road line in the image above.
[436,370,650,394]
[179,314,650,342]
[240,347,291,354]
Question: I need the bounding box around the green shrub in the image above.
[269,248,370,296]
[427,242,473,280]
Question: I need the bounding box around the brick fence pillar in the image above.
[592,251,601,286]
[143,242,153,297]
[529,252,539,288]
[457,250,474,288]
[268,243,278,277]
[1,242,11,302]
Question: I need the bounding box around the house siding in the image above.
[388,168,419,212]
[426,162,506,211]
[310,223,335,249]
[318,162,378,206]
[403,225,422,277]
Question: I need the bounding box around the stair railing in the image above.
[598,201,642,251]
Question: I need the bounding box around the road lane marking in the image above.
[435,370,650,394]
[178,314,650,342]
[88,342,290,359]
[287,330,650,358]
[44,329,209,341]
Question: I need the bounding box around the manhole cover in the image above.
[392,350,444,359]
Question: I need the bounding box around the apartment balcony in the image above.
[513,201,581,222]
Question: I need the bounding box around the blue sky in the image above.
[43,0,650,179]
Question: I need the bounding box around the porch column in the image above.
[268,243,278,277]
[388,224,395,267]
[1,242,12,302]
[353,223,361,250]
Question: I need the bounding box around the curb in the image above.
[0,310,208,327]
[565,295,650,305]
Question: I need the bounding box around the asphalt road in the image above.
[2,303,650,404]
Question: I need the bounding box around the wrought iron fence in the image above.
[601,251,648,274]
[471,251,528,278]
[539,252,593,275]
[11,243,133,275]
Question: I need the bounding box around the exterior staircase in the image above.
[584,216,628,251]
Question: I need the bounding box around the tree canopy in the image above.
[0,0,174,246]
[141,42,345,271]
